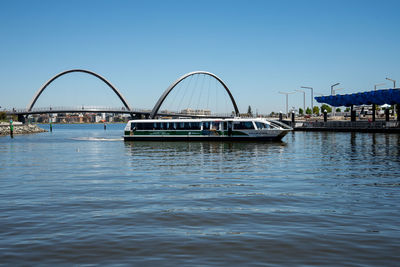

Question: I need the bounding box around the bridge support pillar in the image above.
[17,114,26,124]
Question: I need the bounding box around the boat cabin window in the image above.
[176,122,201,130]
[135,121,201,130]
[202,122,210,130]
[186,122,201,130]
[234,121,255,130]
[211,122,220,130]
[135,122,153,130]
[255,122,270,129]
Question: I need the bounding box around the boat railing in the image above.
[269,120,293,130]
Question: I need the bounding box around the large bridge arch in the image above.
[27,69,133,112]
[150,71,240,119]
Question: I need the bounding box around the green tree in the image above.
[247,105,253,116]
[313,106,320,115]
[299,108,304,115]
[336,107,341,112]
[306,107,312,115]
[345,107,350,112]
[320,104,332,113]
[0,112,6,121]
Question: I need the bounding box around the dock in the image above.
[281,119,400,133]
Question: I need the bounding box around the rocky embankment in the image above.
[0,124,47,136]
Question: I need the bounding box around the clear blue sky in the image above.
[1,0,399,114]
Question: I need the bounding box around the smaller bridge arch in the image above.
[27,69,133,112]
[150,71,240,119]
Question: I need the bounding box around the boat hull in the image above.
[124,130,289,142]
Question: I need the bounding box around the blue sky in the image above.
[1,0,399,114]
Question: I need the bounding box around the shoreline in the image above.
[0,124,47,136]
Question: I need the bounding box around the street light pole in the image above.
[386,77,396,89]
[301,86,314,115]
[374,83,386,91]
[295,90,306,114]
[278,91,295,117]
[333,88,344,95]
[330,83,340,117]
[331,83,340,95]
[386,77,397,120]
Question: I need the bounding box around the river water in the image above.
[0,124,399,266]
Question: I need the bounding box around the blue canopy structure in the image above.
[315,89,400,107]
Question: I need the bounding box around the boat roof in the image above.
[127,117,270,123]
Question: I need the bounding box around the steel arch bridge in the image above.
[149,71,240,119]
[6,69,240,120]
[27,69,133,112]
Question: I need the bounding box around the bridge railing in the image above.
[5,106,235,118]
[7,106,153,114]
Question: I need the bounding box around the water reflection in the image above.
[2,127,400,266]
[124,141,287,155]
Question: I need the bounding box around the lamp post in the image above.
[386,77,397,120]
[313,93,325,115]
[333,88,344,95]
[301,86,313,115]
[386,77,396,89]
[374,83,385,91]
[330,83,340,118]
[331,83,340,95]
[278,91,295,118]
[295,90,306,115]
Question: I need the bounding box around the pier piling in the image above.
[291,111,295,124]
[372,104,376,122]
[9,119,14,138]
[397,104,400,121]
[351,105,356,122]
[385,108,390,122]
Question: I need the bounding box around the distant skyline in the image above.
[1,0,399,114]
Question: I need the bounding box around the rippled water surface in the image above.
[1,124,400,265]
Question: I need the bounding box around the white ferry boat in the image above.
[123,118,292,141]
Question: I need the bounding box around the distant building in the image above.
[181,108,211,115]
